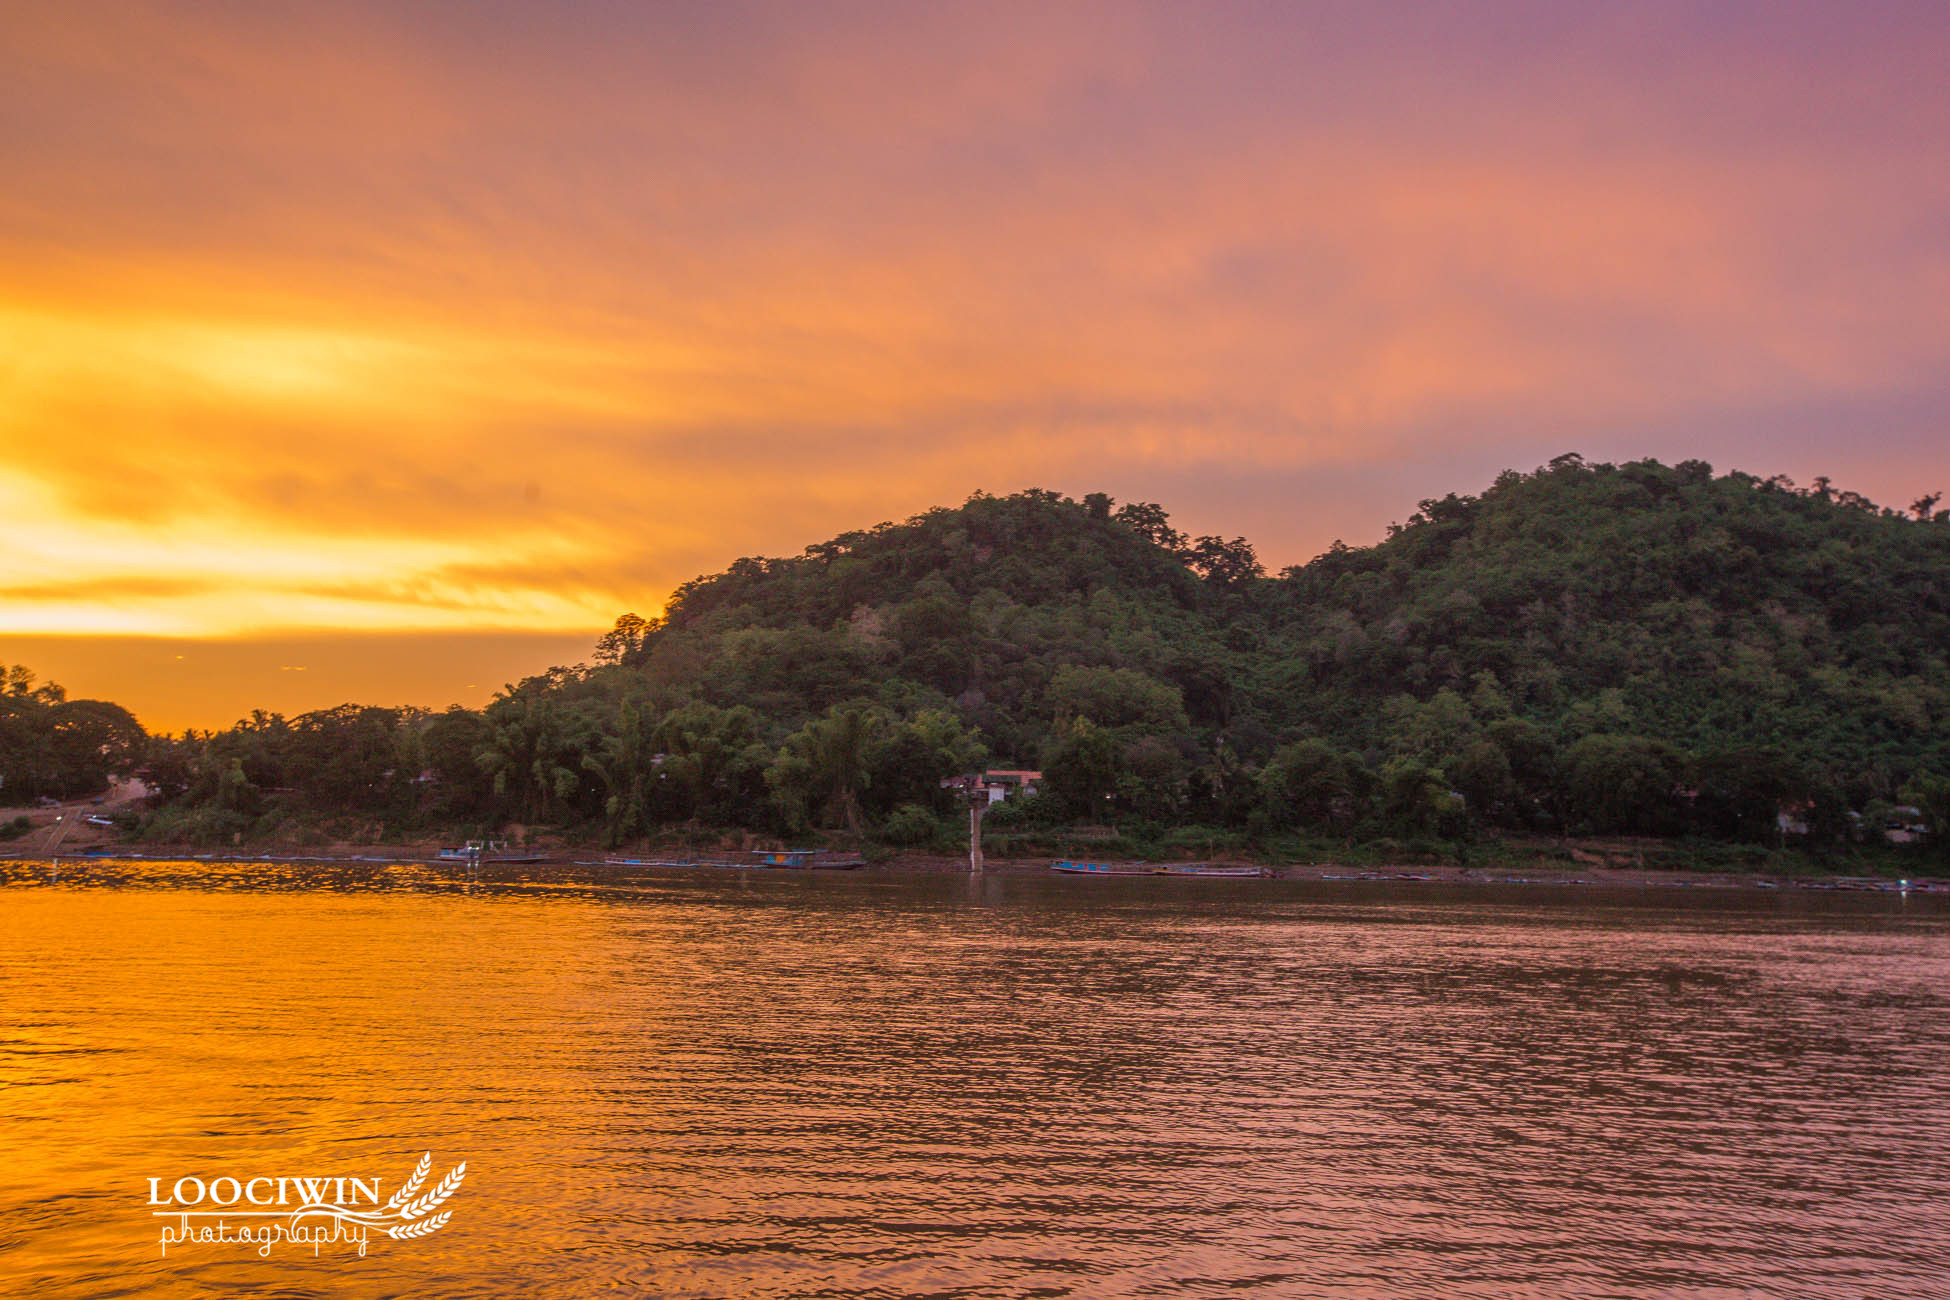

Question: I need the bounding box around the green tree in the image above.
[477,691,588,822]
[593,613,654,666]
[772,704,883,833]
[215,757,258,815]
[1258,740,1359,831]
[421,707,495,816]
[1562,735,1687,834]
[1377,757,1464,837]
[581,698,662,845]
[1045,665,1188,735]
[1449,739,1515,827]
[1111,501,1187,552]
[863,709,986,817]
[42,699,146,797]
[1043,719,1126,818]
[1897,773,1950,863]
[653,703,770,824]
[1186,535,1263,587]
[1691,747,1805,842]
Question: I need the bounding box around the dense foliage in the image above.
[14,457,1950,864]
[0,666,145,801]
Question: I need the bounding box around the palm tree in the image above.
[581,699,659,845]
[780,705,880,834]
[476,691,583,822]
[812,706,874,834]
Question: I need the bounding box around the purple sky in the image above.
[4,1,1946,728]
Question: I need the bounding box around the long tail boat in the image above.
[752,850,866,870]
[1051,861,1165,875]
[1159,864,1268,878]
[1052,861,1267,877]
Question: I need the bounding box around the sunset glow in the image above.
[5,0,1948,729]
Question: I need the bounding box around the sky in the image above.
[3,0,1947,732]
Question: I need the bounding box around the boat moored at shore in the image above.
[1052,860,1268,877]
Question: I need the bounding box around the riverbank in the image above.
[6,790,1940,890]
[10,845,1945,892]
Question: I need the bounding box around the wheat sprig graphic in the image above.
[283,1151,466,1245]
[386,1151,432,1209]
[388,1210,452,1240]
[400,1160,466,1220]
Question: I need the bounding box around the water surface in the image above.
[4,860,1947,1297]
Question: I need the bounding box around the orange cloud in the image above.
[2,1,1946,724]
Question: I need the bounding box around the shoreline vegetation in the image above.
[5,457,1947,881]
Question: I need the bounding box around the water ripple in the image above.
[1,863,1946,1296]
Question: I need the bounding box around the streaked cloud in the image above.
[3,1,1947,722]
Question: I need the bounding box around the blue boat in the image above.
[752,850,865,870]
[604,857,751,868]
[1051,861,1164,876]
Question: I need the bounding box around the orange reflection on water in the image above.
[4,863,1950,1296]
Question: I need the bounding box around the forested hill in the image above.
[1266,457,1950,786]
[13,455,1948,856]
[575,454,1947,846]
[620,456,1949,778]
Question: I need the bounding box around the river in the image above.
[3,860,1947,1297]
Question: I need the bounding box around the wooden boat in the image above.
[436,847,548,863]
[1051,861,1165,876]
[1158,864,1267,878]
[600,857,765,869]
[750,850,865,870]
[601,857,708,867]
[596,855,862,870]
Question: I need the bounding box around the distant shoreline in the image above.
[9,791,1942,893]
[9,847,1943,894]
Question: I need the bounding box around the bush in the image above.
[1160,825,1245,855]
[138,806,255,845]
[880,803,944,846]
[984,792,1064,829]
[0,815,32,841]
